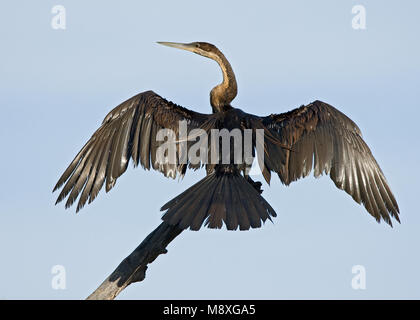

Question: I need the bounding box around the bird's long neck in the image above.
[210,51,237,113]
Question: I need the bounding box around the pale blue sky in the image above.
[0,0,419,299]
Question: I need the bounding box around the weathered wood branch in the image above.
[86,222,183,300]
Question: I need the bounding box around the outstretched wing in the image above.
[255,100,400,226]
[53,90,212,211]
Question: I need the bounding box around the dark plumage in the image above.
[53,42,399,230]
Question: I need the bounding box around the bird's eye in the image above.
[195,43,200,48]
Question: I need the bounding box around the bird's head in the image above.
[157,41,237,110]
[157,41,221,60]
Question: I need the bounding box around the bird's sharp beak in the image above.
[157,41,196,53]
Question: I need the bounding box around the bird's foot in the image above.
[247,176,263,194]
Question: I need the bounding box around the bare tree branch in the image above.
[86,222,183,300]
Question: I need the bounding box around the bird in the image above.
[53,41,400,231]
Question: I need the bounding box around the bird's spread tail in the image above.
[160,170,277,231]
